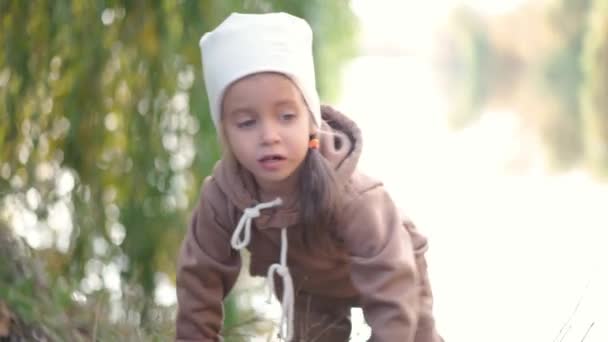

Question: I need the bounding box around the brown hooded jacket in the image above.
[176,106,442,341]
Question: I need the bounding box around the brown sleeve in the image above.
[403,218,443,342]
[340,185,420,342]
[175,179,241,341]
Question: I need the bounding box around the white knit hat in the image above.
[199,12,321,129]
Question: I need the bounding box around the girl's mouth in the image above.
[259,155,285,162]
[258,154,286,171]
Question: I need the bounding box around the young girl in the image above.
[176,12,443,342]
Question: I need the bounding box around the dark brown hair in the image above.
[297,135,343,251]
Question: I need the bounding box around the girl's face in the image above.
[221,72,313,194]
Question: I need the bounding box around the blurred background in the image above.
[1,0,607,341]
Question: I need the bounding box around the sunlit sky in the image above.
[352,0,534,22]
[350,0,538,56]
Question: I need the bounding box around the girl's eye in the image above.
[280,113,296,121]
[236,119,256,129]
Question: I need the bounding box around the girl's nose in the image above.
[260,120,280,145]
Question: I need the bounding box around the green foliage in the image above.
[540,0,608,175]
[1,227,176,340]
[442,0,608,177]
[0,0,357,337]
[579,0,608,178]
[440,7,492,129]
[539,0,591,170]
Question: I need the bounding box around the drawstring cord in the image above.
[267,228,294,341]
[230,198,294,341]
[231,198,282,249]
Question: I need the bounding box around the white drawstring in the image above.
[229,198,294,341]
[230,198,283,250]
[266,228,294,341]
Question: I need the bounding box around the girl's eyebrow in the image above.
[274,99,298,107]
[228,106,256,117]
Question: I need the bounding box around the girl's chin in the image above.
[254,173,298,194]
